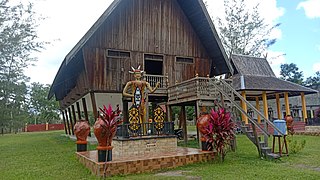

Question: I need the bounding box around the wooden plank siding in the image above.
[83,0,211,92]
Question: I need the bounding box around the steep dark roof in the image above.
[231,54,318,98]
[48,0,232,100]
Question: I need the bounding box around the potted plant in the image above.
[94,105,122,162]
[198,108,235,161]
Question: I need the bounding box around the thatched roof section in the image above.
[231,54,318,99]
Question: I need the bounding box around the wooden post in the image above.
[276,93,281,119]
[82,97,91,136]
[284,92,290,116]
[90,92,98,120]
[181,106,188,144]
[241,91,248,124]
[82,98,89,123]
[255,97,261,123]
[68,107,74,135]
[301,92,307,122]
[71,105,77,124]
[122,99,129,123]
[64,109,71,135]
[262,91,269,120]
[61,110,68,135]
[166,104,173,122]
[195,101,201,149]
[76,102,81,120]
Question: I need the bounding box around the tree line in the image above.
[0,0,59,134]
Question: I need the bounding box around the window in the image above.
[144,54,163,61]
[176,57,194,63]
[107,50,130,58]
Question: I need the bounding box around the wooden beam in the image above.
[68,107,74,135]
[181,106,188,144]
[64,109,71,135]
[262,91,269,120]
[241,91,248,124]
[71,105,77,124]
[195,101,201,149]
[61,110,68,135]
[275,93,281,119]
[301,92,307,122]
[284,92,290,116]
[76,102,81,120]
[82,98,89,123]
[90,92,98,120]
[255,97,261,123]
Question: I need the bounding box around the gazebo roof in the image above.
[231,54,318,99]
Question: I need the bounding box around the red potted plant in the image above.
[94,105,122,162]
[199,108,235,161]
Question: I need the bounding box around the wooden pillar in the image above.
[241,91,248,124]
[71,105,77,124]
[181,106,188,144]
[64,109,71,135]
[255,97,261,123]
[122,100,129,123]
[76,102,81,120]
[262,91,269,120]
[82,98,89,123]
[90,92,98,120]
[195,101,201,148]
[61,110,68,135]
[166,104,173,122]
[81,97,91,137]
[275,93,281,119]
[301,92,307,122]
[284,92,290,116]
[68,107,74,135]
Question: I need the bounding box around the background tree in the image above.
[29,83,60,124]
[0,0,46,133]
[216,0,280,57]
[280,63,304,85]
[305,71,320,86]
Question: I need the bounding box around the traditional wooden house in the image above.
[48,0,232,133]
[49,0,318,164]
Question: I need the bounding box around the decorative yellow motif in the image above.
[128,106,141,132]
[153,106,165,131]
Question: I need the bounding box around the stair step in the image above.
[246,130,253,134]
[259,141,266,147]
[261,147,272,154]
[266,153,281,159]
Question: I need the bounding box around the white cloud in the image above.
[26,0,113,84]
[313,62,320,72]
[297,0,320,18]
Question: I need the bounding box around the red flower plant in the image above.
[94,105,123,148]
[203,108,235,161]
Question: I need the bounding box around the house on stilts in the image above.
[48,0,319,176]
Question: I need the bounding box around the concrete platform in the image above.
[76,147,214,177]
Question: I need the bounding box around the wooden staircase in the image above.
[167,77,284,159]
[210,78,284,159]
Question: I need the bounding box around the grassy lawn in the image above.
[1,131,320,179]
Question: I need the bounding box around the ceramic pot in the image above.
[94,118,108,149]
[197,114,211,136]
[74,120,90,152]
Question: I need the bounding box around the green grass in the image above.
[1,131,320,179]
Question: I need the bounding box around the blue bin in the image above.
[273,120,287,136]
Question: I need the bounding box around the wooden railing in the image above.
[167,77,221,102]
[144,74,168,89]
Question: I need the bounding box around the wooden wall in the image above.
[83,0,211,92]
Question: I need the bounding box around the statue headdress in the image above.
[129,65,144,74]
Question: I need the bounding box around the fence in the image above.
[24,123,64,132]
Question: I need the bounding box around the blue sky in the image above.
[270,0,320,78]
[26,0,320,84]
